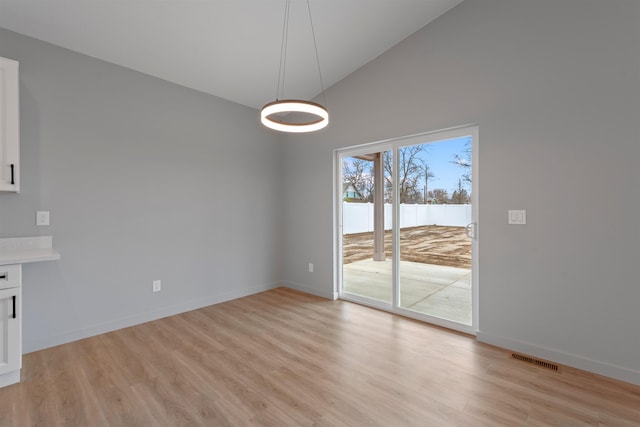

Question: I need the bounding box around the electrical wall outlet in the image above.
[508,209,526,225]
[152,280,161,292]
[308,263,314,273]
[36,211,50,226]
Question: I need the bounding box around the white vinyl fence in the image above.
[343,202,471,234]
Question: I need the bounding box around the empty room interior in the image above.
[1,0,640,425]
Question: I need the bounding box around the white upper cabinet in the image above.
[0,57,19,193]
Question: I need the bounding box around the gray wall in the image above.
[0,28,283,352]
[282,0,640,385]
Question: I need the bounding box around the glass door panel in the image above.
[398,136,473,325]
[341,150,393,304]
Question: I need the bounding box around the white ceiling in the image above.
[0,0,463,109]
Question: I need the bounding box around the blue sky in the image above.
[343,135,472,196]
[415,135,471,194]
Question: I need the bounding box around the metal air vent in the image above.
[511,353,559,372]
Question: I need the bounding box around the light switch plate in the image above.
[36,211,50,226]
[508,210,526,225]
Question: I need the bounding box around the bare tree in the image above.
[430,189,450,204]
[452,139,472,185]
[383,146,425,203]
[451,178,470,204]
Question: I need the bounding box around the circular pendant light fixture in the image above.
[261,99,328,133]
[260,0,329,133]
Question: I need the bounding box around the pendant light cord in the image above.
[306,0,328,109]
[276,0,291,101]
[274,0,327,107]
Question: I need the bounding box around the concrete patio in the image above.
[342,259,472,325]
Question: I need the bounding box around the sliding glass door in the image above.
[336,126,478,333]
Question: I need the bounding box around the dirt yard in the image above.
[343,225,471,269]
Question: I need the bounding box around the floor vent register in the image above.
[511,353,560,372]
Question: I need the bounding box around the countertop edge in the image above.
[0,236,61,265]
[0,250,61,266]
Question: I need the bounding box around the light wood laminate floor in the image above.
[1,287,639,426]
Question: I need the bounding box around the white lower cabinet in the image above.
[0,238,60,388]
[0,264,21,387]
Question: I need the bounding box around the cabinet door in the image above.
[0,57,20,193]
[0,287,21,376]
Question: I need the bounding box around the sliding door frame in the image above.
[334,125,479,335]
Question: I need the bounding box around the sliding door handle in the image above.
[465,222,477,239]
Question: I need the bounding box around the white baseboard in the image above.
[0,369,20,388]
[282,281,337,300]
[23,282,280,354]
[477,330,640,387]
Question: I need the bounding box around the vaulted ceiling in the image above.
[0,0,464,109]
